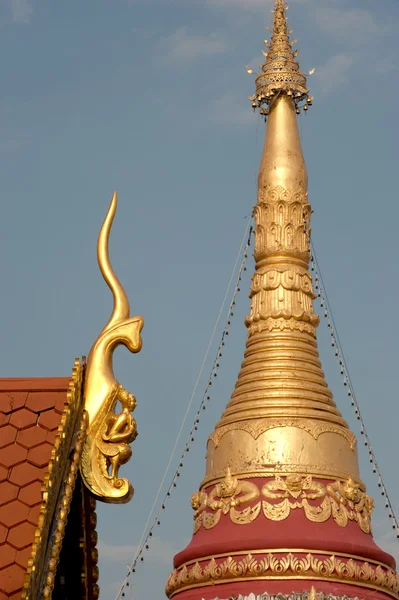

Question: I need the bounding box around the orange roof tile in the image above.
[0,378,70,599]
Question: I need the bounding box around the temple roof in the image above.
[0,377,70,598]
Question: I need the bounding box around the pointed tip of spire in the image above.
[249,0,313,119]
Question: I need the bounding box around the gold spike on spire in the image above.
[309,587,318,600]
[203,2,362,489]
[249,0,311,118]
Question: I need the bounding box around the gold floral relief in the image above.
[191,473,373,535]
[166,550,399,598]
[207,468,260,514]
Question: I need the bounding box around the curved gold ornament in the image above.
[80,192,144,504]
[191,474,373,535]
[166,550,399,598]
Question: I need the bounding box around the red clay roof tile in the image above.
[37,409,61,431]
[0,525,6,544]
[45,430,56,446]
[0,482,18,507]
[0,378,69,599]
[0,563,25,594]
[16,425,47,450]
[0,546,16,570]
[1,394,28,415]
[0,501,30,529]
[27,443,53,468]
[25,392,58,413]
[0,467,7,484]
[8,463,43,488]
[0,427,16,449]
[14,547,31,570]
[0,445,27,469]
[27,505,40,526]
[7,521,36,550]
[18,482,41,507]
[54,392,67,414]
[9,409,36,431]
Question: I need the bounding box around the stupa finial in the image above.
[249,0,313,119]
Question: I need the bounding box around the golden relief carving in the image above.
[251,269,315,295]
[208,469,260,513]
[248,187,319,333]
[80,192,144,504]
[191,474,373,535]
[191,491,208,519]
[327,479,375,534]
[253,186,311,260]
[209,419,357,450]
[166,550,399,598]
[247,267,318,328]
[257,185,308,205]
[262,474,325,499]
[248,318,316,337]
[191,491,208,533]
[245,185,320,339]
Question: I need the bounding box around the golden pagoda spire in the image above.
[203,0,360,487]
[166,3,398,598]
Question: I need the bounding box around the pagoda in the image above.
[165,2,398,599]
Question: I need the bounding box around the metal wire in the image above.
[115,220,254,600]
[309,236,399,538]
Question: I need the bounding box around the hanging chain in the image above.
[304,218,399,539]
[115,223,254,599]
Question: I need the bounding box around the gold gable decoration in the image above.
[80,191,144,504]
[22,359,86,600]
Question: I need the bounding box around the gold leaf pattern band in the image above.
[192,474,373,535]
[166,551,399,598]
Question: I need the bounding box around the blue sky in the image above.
[0,0,398,598]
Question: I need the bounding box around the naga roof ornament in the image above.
[80,192,144,504]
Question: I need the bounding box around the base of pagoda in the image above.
[176,476,394,570]
[166,549,399,600]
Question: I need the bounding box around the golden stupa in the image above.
[165,2,398,599]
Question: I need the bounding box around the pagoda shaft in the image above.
[204,95,359,487]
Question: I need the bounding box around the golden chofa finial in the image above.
[248,0,313,119]
[80,191,144,504]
